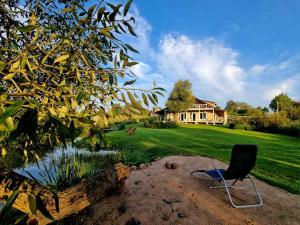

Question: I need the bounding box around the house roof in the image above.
[194,98,217,107]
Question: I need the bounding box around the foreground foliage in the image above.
[0,0,163,156]
[107,124,300,194]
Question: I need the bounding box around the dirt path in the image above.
[80,156,300,225]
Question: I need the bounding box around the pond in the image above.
[14,146,118,183]
[0,146,119,209]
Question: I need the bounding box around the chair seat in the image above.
[207,169,225,179]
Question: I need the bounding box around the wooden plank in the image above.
[0,163,129,224]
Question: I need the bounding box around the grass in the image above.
[106,124,300,194]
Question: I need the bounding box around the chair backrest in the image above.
[223,144,257,180]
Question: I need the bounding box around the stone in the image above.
[171,162,179,169]
[165,162,171,169]
[162,213,170,221]
[118,202,128,215]
[134,180,142,185]
[131,166,137,170]
[139,163,146,169]
[177,211,188,218]
[165,162,179,169]
[126,218,141,225]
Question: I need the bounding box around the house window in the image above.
[200,112,206,120]
[180,113,186,121]
[190,112,196,121]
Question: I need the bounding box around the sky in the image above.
[124,0,300,108]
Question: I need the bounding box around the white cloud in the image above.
[262,74,300,101]
[130,62,151,78]
[250,64,266,74]
[123,7,300,108]
[126,5,155,60]
[156,34,246,102]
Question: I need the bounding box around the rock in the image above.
[131,166,137,170]
[165,162,179,169]
[126,218,141,225]
[139,163,146,169]
[134,180,142,185]
[171,162,179,169]
[118,202,128,215]
[177,210,188,218]
[162,213,170,221]
[165,162,171,169]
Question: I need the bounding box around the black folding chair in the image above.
[191,144,263,208]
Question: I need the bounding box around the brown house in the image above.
[154,98,227,125]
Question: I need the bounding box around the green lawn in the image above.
[106,124,300,194]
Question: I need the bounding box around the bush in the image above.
[229,123,236,129]
[228,113,300,136]
[118,123,126,130]
[143,117,177,129]
[228,122,252,130]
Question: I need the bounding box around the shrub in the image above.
[118,123,126,130]
[229,123,236,129]
[143,117,177,129]
[229,112,300,136]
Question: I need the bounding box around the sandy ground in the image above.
[78,156,300,225]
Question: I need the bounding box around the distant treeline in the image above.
[225,93,300,137]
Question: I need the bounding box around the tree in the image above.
[0,0,166,222]
[225,100,238,114]
[269,93,294,112]
[166,80,195,115]
[0,0,164,155]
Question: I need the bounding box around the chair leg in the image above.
[223,175,263,208]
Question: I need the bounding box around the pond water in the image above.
[14,146,117,182]
[0,146,118,209]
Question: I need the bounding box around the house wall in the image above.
[165,110,227,125]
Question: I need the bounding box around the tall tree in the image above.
[269,93,294,112]
[0,0,164,155]
[225,100,238,114]
[166,80,195,114]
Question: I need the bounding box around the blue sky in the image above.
[124,0,300,108]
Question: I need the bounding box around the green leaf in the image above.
[127,91,136,105]
[99,27,113,38]
[142,93,149,107]
[36,194,54,221]
[153,87,166,92]
[0,100,24,124]
[155,91,164,97]
[17,25,37,32]
[127,61,138,67]
[121,93,127,103]
[88,4,96,16]
[97,7,105,20]
[152,93,158,103]
[123,79,136,86]
[62,8,72,13]
[123,0,133,16]
[53,192,59,212]
[124,44,139,53]
[54,55,69,64]
[76,91,85,102]
[147,94,157,106]
[109,74,114,85]
[128,25,137,36]
[28,194,37,215]
[109,4,122,21]
[0,190,19,217]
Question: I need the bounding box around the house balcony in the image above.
[188,104,213,110]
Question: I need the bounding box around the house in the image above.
[154,98,227,125]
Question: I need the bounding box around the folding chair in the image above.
[191,144,263,208]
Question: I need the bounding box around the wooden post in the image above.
[213,108,215,125]
[185,110,187,124]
